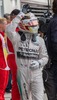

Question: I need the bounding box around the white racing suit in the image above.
[6,12,48,100]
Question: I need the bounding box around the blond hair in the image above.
[0,18,7,24]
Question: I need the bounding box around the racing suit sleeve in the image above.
[6,12,25,44]
[38,37,48,68]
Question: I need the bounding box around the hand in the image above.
[22,4,31,14]
[30,60,39,70]
[18,12,25,19]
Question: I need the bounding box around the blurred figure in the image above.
[10,9,20,21]
[3,13,12,93]
[7,9,20,100]
[3,13,11,24]
[0,18,9,100]
[38,17,46,38]
[44,0,57,100]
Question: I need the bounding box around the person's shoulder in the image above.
[50,15,57,23]
[36,35,45,45]
[36,35,44,41]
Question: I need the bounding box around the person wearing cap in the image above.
[6,10,48,100]
[6,9,20,100]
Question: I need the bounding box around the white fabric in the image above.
[6,12,48,100]
[17,64,44,100]
[30,60,39,70]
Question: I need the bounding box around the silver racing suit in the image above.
[6,12,48,100]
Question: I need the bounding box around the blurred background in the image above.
[0,0,53,17]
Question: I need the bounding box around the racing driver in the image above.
[6,11,48,100]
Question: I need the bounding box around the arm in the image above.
[46,21,52,58]
[30,37,48,70]
[6,12,25,43]
[38,37,48,68]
